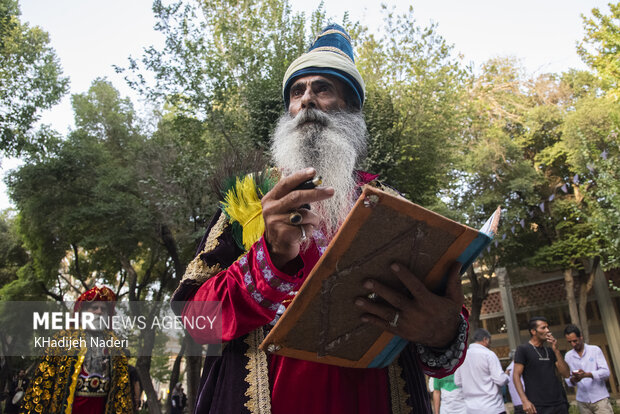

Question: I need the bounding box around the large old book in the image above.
[260,185,501,368]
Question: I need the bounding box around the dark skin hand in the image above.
[262,167,463,348]
[261,168,334,269]
[355,262,464,348]
[570,369,592,384]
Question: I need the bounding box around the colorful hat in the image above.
[283,24,365,109]
[74,285,116,313]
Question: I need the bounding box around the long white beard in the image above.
[270,108,368,238]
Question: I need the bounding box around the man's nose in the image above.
[300,88,316,109]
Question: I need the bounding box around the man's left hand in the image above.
[355,261,463,348]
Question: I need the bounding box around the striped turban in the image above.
[282,24,365,109]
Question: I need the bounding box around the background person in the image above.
[563,324,613,414]
[19,286,134,414]
[429,373,466,414]
[513,316,570,414]
[455,328,509,414]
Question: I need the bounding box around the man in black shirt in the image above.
[513,316,570,414]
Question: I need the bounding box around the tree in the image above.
[0,0,69,155]
[358,6,468,208]
[6,79,212,413]
[577,2,620,97]
[450,58,608,334]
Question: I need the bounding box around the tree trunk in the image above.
[578,262,597,343]
[137,354,161,414]
[563,268,580,325]
[165,336,187,413]
[136,303,164,414]
[185,339,203,412]
[467,266,490,333]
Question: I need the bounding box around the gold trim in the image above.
[203,213,228,254]
[65,349,87,414]
[181,213,228,283]
[243,329,272,413]
[388,360,410,414]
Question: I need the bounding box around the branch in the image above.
[38,282,63,302]
[71,244,87,289]
[57,273,83,295]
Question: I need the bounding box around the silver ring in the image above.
[389,311,400,328]
[299,226,307,242]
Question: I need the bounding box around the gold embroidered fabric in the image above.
[181,213,228,283]
[243,329,272,414]
[19,330,134,414]
[388,360,410,414]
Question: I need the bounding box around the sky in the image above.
[0,0,613,210]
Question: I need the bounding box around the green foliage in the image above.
[561,95,620,268]
[0,0,69,155]
[0,211,29,296]
[119,0,308,153]
[358,6,468,207]
[577,2,620,96]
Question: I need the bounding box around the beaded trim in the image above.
[416,313,467,373]
[255,243,296,293]
[312,229,329,256]
[239,254,280,312]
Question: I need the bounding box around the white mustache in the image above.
[293,108,331,127]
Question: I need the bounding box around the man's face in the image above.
[288,75,348,117]
[531,320,550,340]
[82,301,110,330]
[565,332,584,352]
[82,302,108,316]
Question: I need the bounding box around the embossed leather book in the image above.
[260,185,501,368]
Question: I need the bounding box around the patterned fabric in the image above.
[282,24,365,109]
[19,330,133,414]
[74,286,116,313]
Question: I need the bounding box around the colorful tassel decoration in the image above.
[221,173,276,251]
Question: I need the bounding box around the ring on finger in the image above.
[289,211,303,225]
[389,311,400,328]
[299,225,307,242]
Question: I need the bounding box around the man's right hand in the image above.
[261,168,334,269]
[522,398,537,414]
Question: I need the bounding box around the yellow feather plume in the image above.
[222,175,265,251]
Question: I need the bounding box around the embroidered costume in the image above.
[19,287,134,414]
[172,23,468,414]
[172,172,468,414]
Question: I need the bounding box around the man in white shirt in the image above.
[455,328,509,414]
[428,374,466,414]
[563,324,613,414]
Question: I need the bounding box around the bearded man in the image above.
[20,286,134,414]
[172,24,468,414]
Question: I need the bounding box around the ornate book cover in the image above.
[260,185,501,368]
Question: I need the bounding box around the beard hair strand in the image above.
[270,108,367,238]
